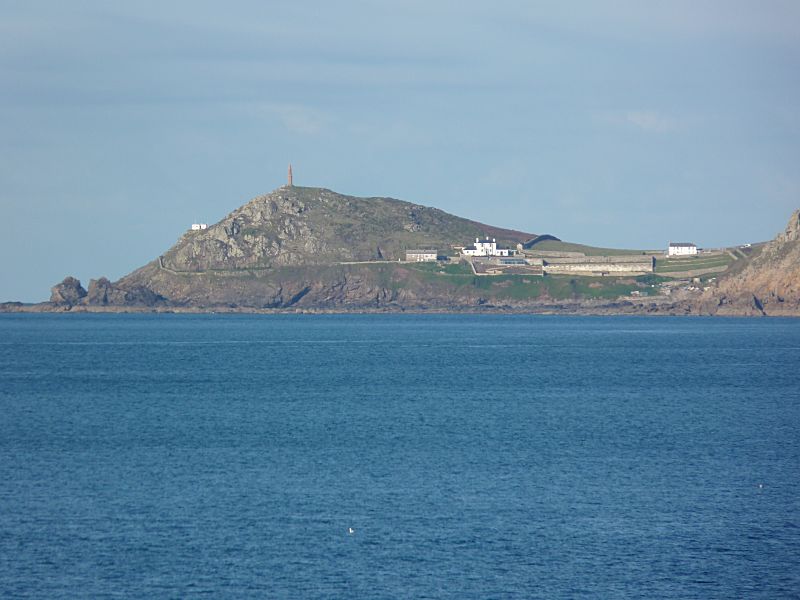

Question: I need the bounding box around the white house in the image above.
[191,223,208,231]
[668,242,697,256]
[462,237,514,257]
[405,250,437,262]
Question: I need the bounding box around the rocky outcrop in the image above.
[85,277,120,305]
[776,209,800,243]
[84,277,165,307]
[47,275,165,309]
[50,276,87,306]
[704,209,800,315]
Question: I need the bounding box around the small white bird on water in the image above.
[348,527,355,535]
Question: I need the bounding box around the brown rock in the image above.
[708,208,800,315]
[84,277,165,307]
[50,277,87,306]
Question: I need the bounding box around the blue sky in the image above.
[2,1,799,301]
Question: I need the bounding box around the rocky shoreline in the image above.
[1,295,781,317]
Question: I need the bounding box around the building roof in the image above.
[406,249,437,254]
[669,242,696,247]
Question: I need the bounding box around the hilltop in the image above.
[4,185,799,315]
[153,186,533,272]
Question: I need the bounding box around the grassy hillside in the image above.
[654,253,735,274]
[525,240,653,256]
[159,186,536,273]
[400,262,649,301]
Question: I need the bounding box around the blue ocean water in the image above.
[0,314,798,599]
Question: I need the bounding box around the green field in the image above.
[527,240,652,256]
[406,261,473,275]
[654,253,735,274]
[393,262,650,301]
[471,274,649,300]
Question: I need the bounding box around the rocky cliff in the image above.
[705,209,800,316]
[50,276,87,305]
[48,276,167,309]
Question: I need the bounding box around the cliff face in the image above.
[706,209,800,315]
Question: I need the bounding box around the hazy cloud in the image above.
[241,103,327,135]
[594,110,679,134]
[275,105,326,136]
[481,158,530,187]
[626,111,677,133]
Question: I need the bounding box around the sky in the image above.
[1,1,799,301]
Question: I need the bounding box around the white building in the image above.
[462,237,514,257]
[191,223,208,231]
[668,242,697,256]
[405,250,437,262]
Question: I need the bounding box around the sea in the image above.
[0,314,798,599]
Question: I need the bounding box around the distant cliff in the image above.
[703,210,800,316]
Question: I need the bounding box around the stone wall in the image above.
[523,250,585,258]
[544,256,654,265]
[542,255,654,275]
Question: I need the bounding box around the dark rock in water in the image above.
[47,275,166,308]
[50,277,87,306]
[85,277,165,307]
[85,277,115,305]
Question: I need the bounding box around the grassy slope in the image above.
[527,240,653,256]
[397,262,647,301]
[654,253,735,273]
